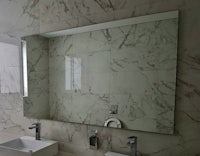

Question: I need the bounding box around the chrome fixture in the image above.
[109,105,118,114]
[128,136,137,156]
[89,129,99,150]
[28,123,41,140]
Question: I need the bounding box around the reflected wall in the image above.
[23,15,178,134]
[23,35,49,118]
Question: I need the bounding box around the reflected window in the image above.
[65,56,81,90]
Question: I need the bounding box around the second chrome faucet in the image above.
[128,136,137,156]
[29,123,41,140]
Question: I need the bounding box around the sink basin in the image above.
[105,151,128,156]
[0,136,58,156]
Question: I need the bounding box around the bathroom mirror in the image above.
[23,11,178,134]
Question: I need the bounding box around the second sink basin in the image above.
[0,136,58,156]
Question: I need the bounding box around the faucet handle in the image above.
[128,136,137,144]
[32,123,41,127]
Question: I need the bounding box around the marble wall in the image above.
[0,0,200,156]
[0,42,20,93]
[23,35,50,119]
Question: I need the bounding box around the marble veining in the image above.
[23,35,49,119]
[47,18,178,134]
[0,0,200,156]
[0,42,20,93]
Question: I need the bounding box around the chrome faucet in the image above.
[29,123,41,140]
[128,136,137,156]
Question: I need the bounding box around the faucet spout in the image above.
[28,123,41,140]
[28,126,36,129]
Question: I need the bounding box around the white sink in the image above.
[0,136,58,156]
[105,151,128,156]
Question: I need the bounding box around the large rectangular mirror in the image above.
[23,11,178,134]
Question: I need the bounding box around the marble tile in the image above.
[27,71,49,95]
[49,35,73,57]
[24,35,49,72]
[0,42,20,67]
[0,42,20,93]
[0,0,200,156]
[72,31,110,53]
[0,67,20,93]
[88,51,111,73]
[39,0,119,32]
[88,72,110,94]
[23,35,49,119]
[0,0,40,40]
[40,0,169,33]
[24,91,49,119]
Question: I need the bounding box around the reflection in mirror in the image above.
[65,56,81,91]
[23,11,178,134]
